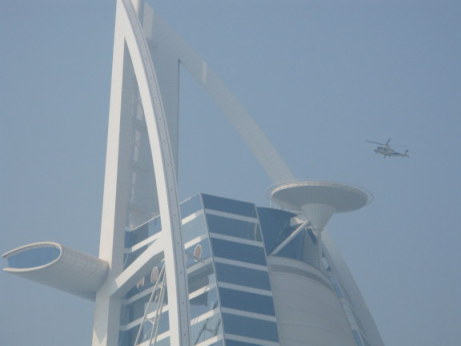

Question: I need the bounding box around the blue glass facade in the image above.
[117,193,374,346]
[119,192,369,345]
[118,194,281,345]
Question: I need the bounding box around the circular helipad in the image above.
[269,180,370,213]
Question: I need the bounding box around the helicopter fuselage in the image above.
[374,146,408,157]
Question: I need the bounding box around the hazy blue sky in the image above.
[1,1,460,345]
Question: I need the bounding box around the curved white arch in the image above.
[93,0,189,345]
[143,9,295,183]
[120,1,190,344]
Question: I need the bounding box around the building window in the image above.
[120,293,168,324]
[206,214,261,241]
[185,239,211,268]
[214,262,271,290]
[119,311,169,345]
[182,214,208,243]
[123,245,148,267]
[219,288,275,316]
[202,194,257,218]
[188,262,216,293]
[190,288,219,319]
[125,216,162,247]
[225,340,265,346]
[222,313,279,342]
[190,312,222,345]
[180,194,203,218]
[210,238,267,266]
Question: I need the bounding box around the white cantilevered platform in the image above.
[269,180,370,230]
[3,242,109,300]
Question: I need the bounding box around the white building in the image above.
[3,1,384,345]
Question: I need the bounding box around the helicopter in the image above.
[366,138,409,158]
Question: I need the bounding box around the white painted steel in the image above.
[268,257,356,346]
[107,239,164,297]
[93,0,190,344]
[93,1,128,343]
[119,1,190,344]
[301,203,336,232]
[134,262,166,345]
[141,9,295,184]
[322,231,385,346]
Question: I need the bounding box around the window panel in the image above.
[123,245,148,267]
[185,239,212,269]
[206,214,261,241]
[211,238,267,265]
[126,216,161,247]
[191,313,222,345]
[121,290,168,324]
[208,341,224,346]
[182,215,208,243]
[180,194,203,218]
[190,288,219,319]
[202,194,256,218]
[277,230,320,269]
[119,311,169,344]
[214,262,271,290]
[222,313,278,342]
[225,340,264,346]
[257,207,321,269]
[219,288,275,316]
[188,262,216,293]
[256,207,294,252]
[124,258,164,299]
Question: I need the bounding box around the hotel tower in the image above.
[3,1,384,345]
